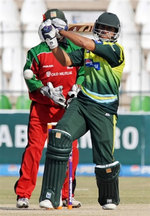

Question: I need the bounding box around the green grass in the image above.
[0,176,150,205]
[119,177,150,204]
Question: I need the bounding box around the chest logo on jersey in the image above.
[46,71,51,77]
[85,59,100,70]
[46,71,73,77]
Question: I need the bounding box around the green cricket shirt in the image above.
[68,40,125,114]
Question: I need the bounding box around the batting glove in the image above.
[52,18,68,40]
[38,19,52,41]
[66,84,80,108]
[68,84,80,98]
[40,82,66,107]
[38,19,58,49]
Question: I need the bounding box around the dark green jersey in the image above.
[68,40,125,114]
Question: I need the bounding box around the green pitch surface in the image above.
[0,176,150,216]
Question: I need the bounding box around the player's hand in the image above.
[38,19,58,49]
[52,18,68,31]
[40,82,66,107]
[66,84,80,108]
[68,84,80,98]
[52,18,68,40]
[38,19,52,41]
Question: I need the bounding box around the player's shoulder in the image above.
[95,40,123,47]
[115,42,124,52]
[29,42,50,55]
[103,41,124,54]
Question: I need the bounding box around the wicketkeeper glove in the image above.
[40,82,66,107]
[38,19,58,49]
[66,84,80,108]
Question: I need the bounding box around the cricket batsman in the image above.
[38,11,125,210]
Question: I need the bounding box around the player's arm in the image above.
[93,42,124,67]
[52,46,72,66]
[24,48,66,107]
[58,30,123,68]
[59,29,95,52]
[65,39,85,85]
[38,19,85,67]
[50,18,95,51]
[23,49,43,92]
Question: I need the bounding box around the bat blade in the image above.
[68,23,93,32]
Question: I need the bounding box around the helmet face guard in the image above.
[93,12,120,42]
[93,23,120,42]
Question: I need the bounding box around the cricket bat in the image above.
[68,23,93,32]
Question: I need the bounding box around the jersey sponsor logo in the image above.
[85,58,93,67]
[85,59,100,70]
[43,65,54,68]
[46,71,73,77]
[93,62,100,70]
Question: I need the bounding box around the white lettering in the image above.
[43,65,53,68]
[15,125,27,148]
[79,131,92,149]
[122,127,139,150]
[0,125,13,147]
[0,124,139,151]
[46,71,72,77]
[115,127,121,149]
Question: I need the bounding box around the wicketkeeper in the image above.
[14,9,83,209]
[38,11,125,210]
